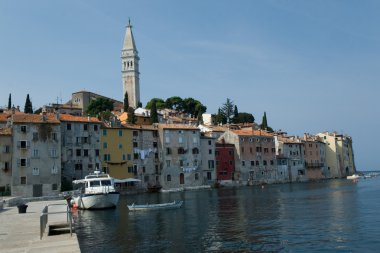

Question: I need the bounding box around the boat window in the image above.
[90,181,101,187]
[101,180,112,186]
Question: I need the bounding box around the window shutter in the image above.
[17,159,20,167]
[17,141,21,148]
[26,141,30,148]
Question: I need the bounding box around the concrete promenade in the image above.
[0,200,80,253]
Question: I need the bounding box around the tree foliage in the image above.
[260,112,273,132]
[146,98,165,110]
[127,107,137,124]
[234,113,255,124]
[24,94,33,113]
[86,97,114,117]
[123,92,129,112]
[165,96,183,110]
[150,101,158,123]
[221,98,234,123]
[213,108,227,125]
[8,94,11,110]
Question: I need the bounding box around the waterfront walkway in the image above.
[0,200,80,253]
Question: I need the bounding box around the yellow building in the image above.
[100,125,134,179]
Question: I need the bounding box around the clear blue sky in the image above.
[0,0,379,170]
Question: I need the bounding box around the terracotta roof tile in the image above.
[59,114,101,123]
[158,124,199,130]
[232,129,274,137]
[12,114,60,124]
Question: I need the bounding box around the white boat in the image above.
[347,174,361,180]
[127,200,183,211]
[71,171,140,210]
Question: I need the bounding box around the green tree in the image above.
[197,110,203,125]
[150,101,158,123]
[127,107,137,124]
[146,98,165,110]
[221,98,234,123]
[24,94,33,113]
[234,112,255,123]
[86,97,114,117]
[34,107,43,114]
[165,96,183,110]
[260,112,273,132]
[7,94,11,110]
[214,108,227,125]
[123,92,129,112]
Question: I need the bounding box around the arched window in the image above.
[167,174,171,182]
[195,173,199,180]
[178,147,185,154]
[192,148,199,154]
[256,160,259,166]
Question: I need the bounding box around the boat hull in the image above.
[128,201,183,211]
[73,192,120,209]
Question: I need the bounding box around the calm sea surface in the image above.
[74,175,380,252]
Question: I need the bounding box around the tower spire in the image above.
[121,19,140,109]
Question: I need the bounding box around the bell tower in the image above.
[121,19,140,108]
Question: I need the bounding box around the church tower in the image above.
[121,19,140,108]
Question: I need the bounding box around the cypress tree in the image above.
[261,112,268,130]
[123,92,129,112]
[7,94,11,110]
[150,101,158,123]
[24,94,33,113]
[127,107,137,124]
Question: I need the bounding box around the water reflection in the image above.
[75,178,380,252]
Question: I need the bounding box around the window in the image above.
[208,160,214,169]
[20,176,26,184]
[95,149,99,157]
[133,131,138,137]
[52,133,58,141]
[264,148,268,153]
[263,160,267,166]
[209,149,212,154]
[179,137,183,143]
[256,147,262,152]
[103,129,107,136]
[195,173,199,180]
[270,160,274,165]
[166,160,171,167]
[216,160,220,166]
[178,147,185,154]
[103,142,107,149]
[51,149,57,158]
[215,151,219,156]
[194,160,198,166]
[94,125,98,131]
[118,130,123,137]
[118,144,123,149]
[167,174,171,181]
[83,149,89,157]
[229,150,233,155]
[241,147,244,153]
[242,161,245,166]
[193,137,198,144]
[67,123,72,130]
[178,130,183,134]
[127,154,131,160]
[76,149,81,156]
[33,132,38,141]
[144,175,149,183]
[165,136,170,144]
[153,142,157,148]
[272,148,276,153]
[208,140,212,145]
[250,147,252,153]
[251,161,255,166]
[229,160,233,165]
[82,137,88,144]
[52,184,58,191]
[20,140,28,149]
[32,168,39,176]
[179,160,184,166]
[52,165,58,174]
[4,145,10,153]
[166,148,172,155]
[134,153,139,159]
[256,160,259,166]
[192,148,199,154]
[133,142,138,148]
[207,172,212,180]
[83,124,88,131]
[4,162,9,170]
[20,158,27,167]
[21,125,27,133]
[33,149,39,158]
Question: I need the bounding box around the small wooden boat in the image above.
[127,200,183,211]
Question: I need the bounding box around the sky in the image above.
[0,0,379,170]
